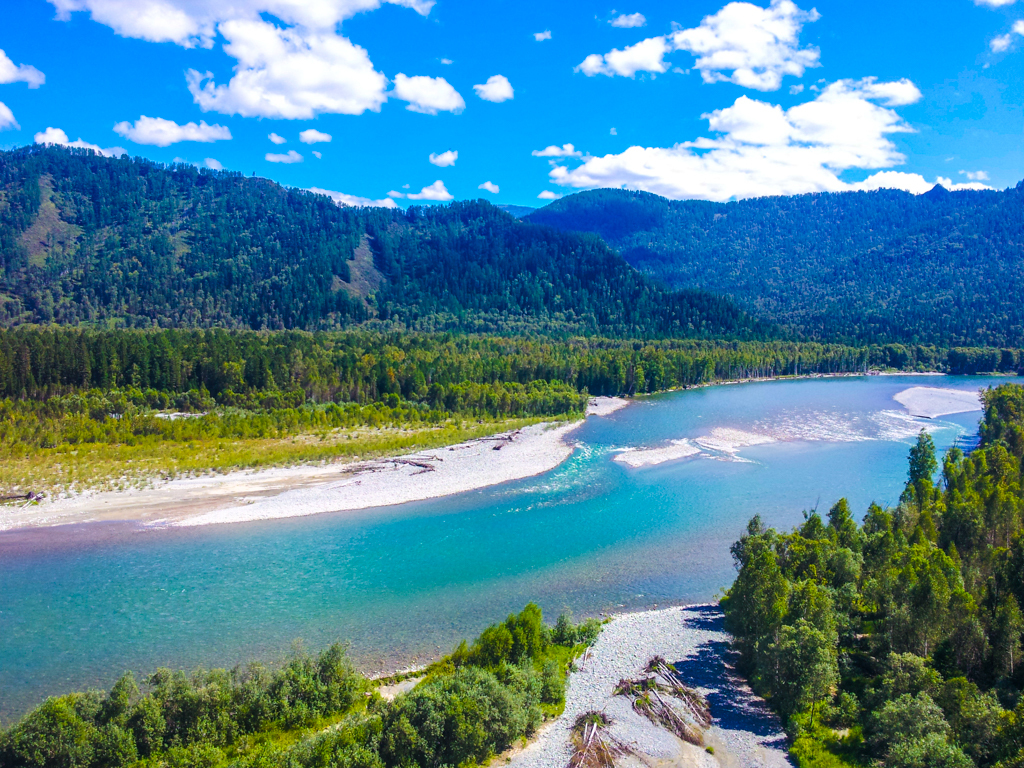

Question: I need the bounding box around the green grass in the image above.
[0,416,555,497]
[790,726,869,768]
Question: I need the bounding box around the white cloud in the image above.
[991,19,1024,51]
[113,115,232,146]
[309,186,398,208]
[671,0,821,90]
[478,181,499,193]
[789,83,804,94]
[187,21,389,118]
[53,1,439,120]
[474,74,514,102]
[578,37,672,77]
[429,150,458,166]
[269,132,287,144]
[851,171,991,194]
[580,0,820,90]
[391,180,453,201]
[34,126,126,157]
[547,78,929,202]
[266,149,303,163]
[537,190,560,200]
[0,101,17,130]
[48,0,435,48]
[532,143,583,157]
[534,30,552,41]
[0,49,45,88]
[392,74,465,114]
[299,128,332,143]
[974,0,1016,7]
[960,169,990,181]
[313,150,322,158]
[610,12,646,28]
[440,57,453,64]
[610,127,617,135]
[991,33,1013,52]
[205,157,223,170]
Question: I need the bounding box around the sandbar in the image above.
[894,386,982,418]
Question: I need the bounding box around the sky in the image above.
[1,0,1023,208]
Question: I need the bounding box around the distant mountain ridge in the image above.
[0,146,765,339]
[528,184,1024,347]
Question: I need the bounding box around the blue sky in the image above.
[1,0,1023,208]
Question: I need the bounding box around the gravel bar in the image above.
[510,604,792,768]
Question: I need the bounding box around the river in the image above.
[0,374,1002,721]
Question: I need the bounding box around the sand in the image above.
[893,386,983,418]
[1,421,583,532]
[510,605,791,768]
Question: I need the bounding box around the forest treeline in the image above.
[529,185,1024,348]
[4,327,1020,405]
[0,146,763,339]
[0,605,603,768]
[722,383,1024,767]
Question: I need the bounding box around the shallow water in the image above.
[0,375,1002,721]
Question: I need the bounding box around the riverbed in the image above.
[0,375,1003,721]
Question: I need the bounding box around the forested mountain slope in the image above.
[0,146,763,339]
[528,185,1024,348]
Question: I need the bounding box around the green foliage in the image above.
[530,186,1024,348]
[723,382,1024,767]
[0,605,602,768]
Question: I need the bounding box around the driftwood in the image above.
[569,712,631,768]
[1,491,45,506]
[613,658,711,747]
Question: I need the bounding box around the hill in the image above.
[527,185,1024,347]
[0,146,763,339]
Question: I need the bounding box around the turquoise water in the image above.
[0,375,1000,721]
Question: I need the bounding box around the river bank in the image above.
[510,604,791,768]
[0,397,631,532]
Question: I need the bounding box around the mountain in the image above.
[527,185,1024,347]
[0,146,765,339]
[496,205,536,219]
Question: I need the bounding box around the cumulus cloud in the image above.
[313,150,322,158]
[547,78,933,202]
[51,1,436,119]
[269,132,287,144]
[991,33,1013,52]
[610,12,646,28]
[205,157,223,170]
[478,181,499,193]
[671,0,820,90]
[48,0,435,48]
[532,143,583,157]
[474,75,514,102]
[429,150,458,166]
[309,186,398,208]
[187,21,389,118]
[34,126,126,157]
[0,49,45,88]
[534,30,552,41]
[392,74,465,114]
[851,172,991,194]
[578,37,672,77]
[991,20,1024,51]
[974,0,1016,7]
[390,180,453,200]
[299,128,332,143]
[961,170,990,181]
[537,190,560,200]
[266,149,303,163]
[0,101,17,130]
[579,0,820,90]
[113,115,232,146]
